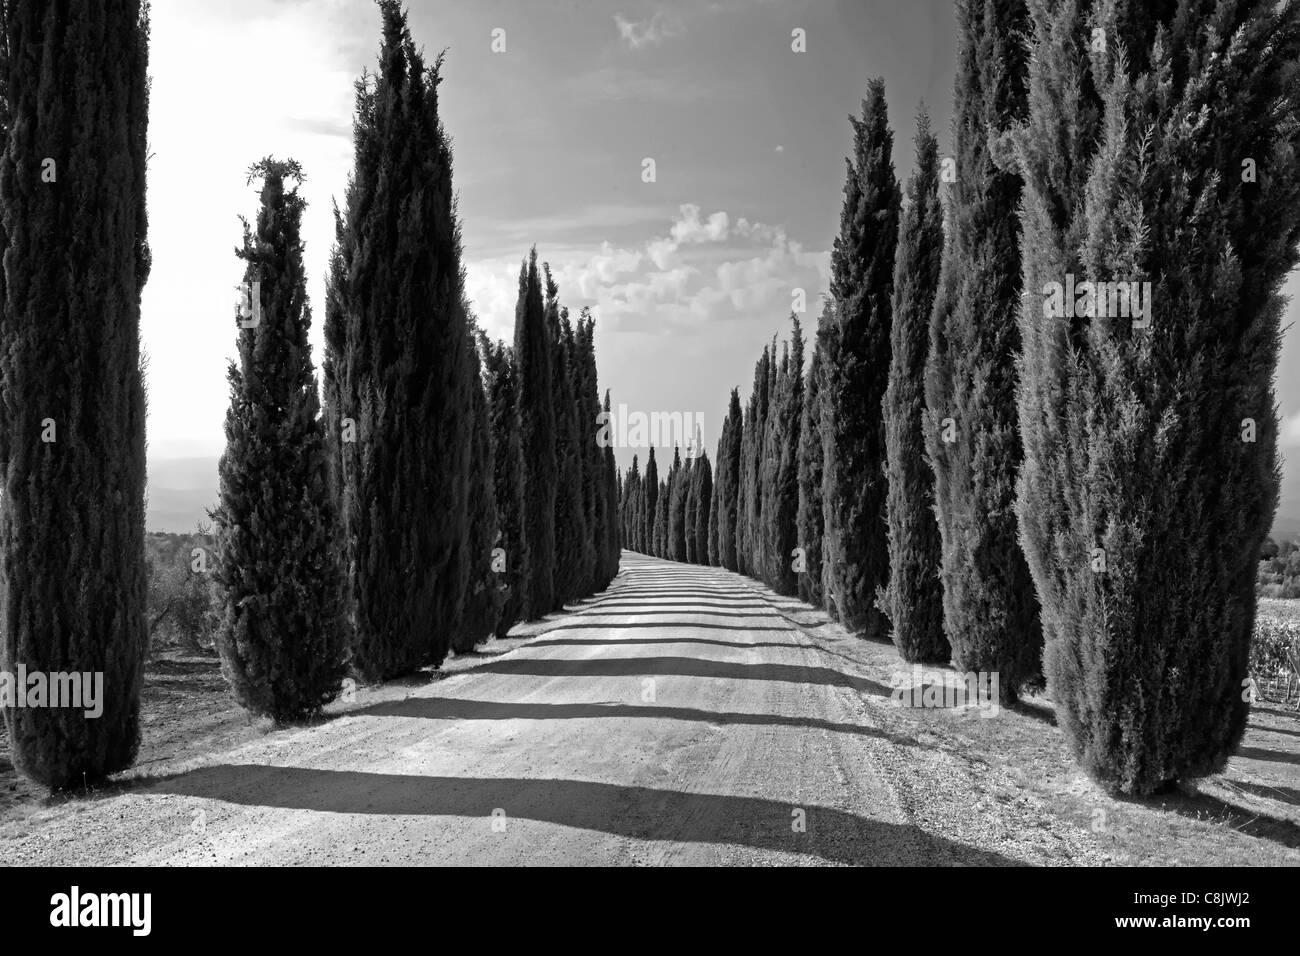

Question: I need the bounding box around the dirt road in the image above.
[1,553,1107,865]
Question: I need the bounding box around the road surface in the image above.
[2,552,1102,865]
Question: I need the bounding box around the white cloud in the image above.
[465,203,829,347]
[614,11,684,49]
[671,205,731,244]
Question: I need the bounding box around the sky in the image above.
[142,0,1300,528]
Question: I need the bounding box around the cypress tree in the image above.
[716,390,743,571]
[764,317,805,595]
[550,296,590,607]
[759,342,787,586]
[630,462,643,553]
[480,334,528,637]
[692,451,713,566]
[758,335,779,578]
[213,158,347,723]
[577,314,608,590]
[653,478,669,557]
[797,308,830,607]
[601,390,621,578]
[749,346,774,576]
[511,248,556,618]
[925,0,1039,696]
[668,445,688,561]
[0,0,151,788]
[707,451,721,565]
[1011,0,1300,793]
[323,1,475,680]
[821,78,901,639]
[643,447,659,557]
[882,114,948,664]
[624,456,641,551]
[684,454,699,564]
[737,351,768,577]
[453,336,501,653]
[736,395,753,572]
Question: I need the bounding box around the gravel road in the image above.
[1,552,1106,865]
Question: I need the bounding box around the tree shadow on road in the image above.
[465,654,894,697]
[542,620,794,634]
[355,695,921,747]
[572,613,790,621]
[529,636,804,650]
[580,599,774,610]
[147,763,1018,866]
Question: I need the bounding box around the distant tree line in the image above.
[1258,538,1300,599]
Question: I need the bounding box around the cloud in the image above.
[614,10,684,49]
[465,203,830,339]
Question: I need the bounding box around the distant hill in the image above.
[1273,514,1300,544]
[148,456,218,532]
[1278,465,1300,540]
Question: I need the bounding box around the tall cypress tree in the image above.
[684,453,700,564]
[737,350,769,577]
[550,296,590,607]
[480,334,528,637]
[511,248,556,618]
[668,445,688,561]
[213,158,347,723]
[750,345,774,576]
[453,335,501,653]
[0,0,150,788]
[624,456,641,551]
[692,451,713,566]
[716,390,743,571]
[1011,0,1300,794]
[882,114,948,664]
[644,448,659,555]
[821,78,901,639]
[577,314,609,590]
[707,449,721,566]
[764,317,805,595]
[601,390,621,578]
[323,1,475,680]
[797,307,831,608]
[653,477,669,557]
[925,0,1039,695]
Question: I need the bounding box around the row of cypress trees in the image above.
[216,3,620,712]
[492,252,620,629]
[618,444,715,566]
[0,2,621,788]
[631,0,1300,796]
